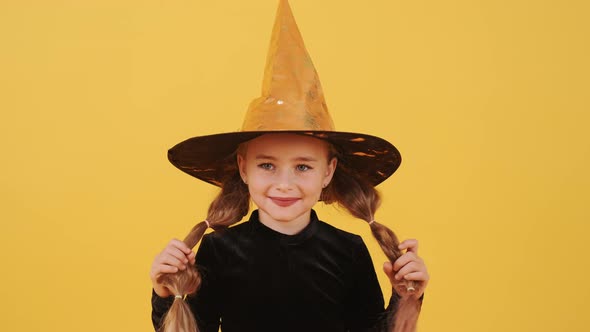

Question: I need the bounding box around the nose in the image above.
[275,168,295,192]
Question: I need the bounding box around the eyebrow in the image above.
[255,154,319,162]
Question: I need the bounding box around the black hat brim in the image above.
[168,130,401,187]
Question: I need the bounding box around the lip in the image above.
[269,197,300,207]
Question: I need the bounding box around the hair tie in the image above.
[204,220,211,228]
[368,220,376,225]
[175,294,184,300]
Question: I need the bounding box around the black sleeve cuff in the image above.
[151,289,174,331]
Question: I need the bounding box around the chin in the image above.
[259,203,313,223]
[265,210,304,222]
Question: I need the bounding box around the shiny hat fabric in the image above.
[168,0,401,187]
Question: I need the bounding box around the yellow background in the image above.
[1,0,588,331]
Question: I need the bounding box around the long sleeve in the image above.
[151,289,174,330]
[345,240,422,332]
[344,239,390,331]
[372,291,424,332]
[187,234,222,332]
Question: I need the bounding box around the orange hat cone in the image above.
[242,0,334,132]
[168,0,401,187]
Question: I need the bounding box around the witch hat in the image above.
[168,0,401,186]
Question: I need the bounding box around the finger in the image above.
[159,255,187,270]
[168,238,192,255]
[402,271,430,282]
[392,252,420,272]
[383,261,396,285]
[187,251,196,265]
[394,261,422,280]
[164,247,190,264]
[398,239,419,254]
[150,264,180,282]
[383,261,394,277]
[156,264,180,275]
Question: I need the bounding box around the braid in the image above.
[158,170,249,332]
[323,165,404,262]
[324,164,419,332]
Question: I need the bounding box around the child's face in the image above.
[237,133,337,226]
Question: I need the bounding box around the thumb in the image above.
[383,261,396,287]
[383,261,396,285]
[383,261,393,274]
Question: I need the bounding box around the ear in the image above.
[323,157,338,187]
[237,154,248,184]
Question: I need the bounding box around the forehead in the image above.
[244,133,329,157]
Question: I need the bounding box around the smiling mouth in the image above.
[270,197,300,207]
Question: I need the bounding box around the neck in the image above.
[257,210,312,235]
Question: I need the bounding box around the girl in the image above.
[150,1,429,331]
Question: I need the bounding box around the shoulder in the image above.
[314,218,367,251]
[312,218,376,271]
[195,221,254,266]
[201,220,253,247]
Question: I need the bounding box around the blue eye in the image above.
[296,164,311,172]
[258,163,274,170]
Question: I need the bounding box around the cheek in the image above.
[245,169,271,189]
[301,176,324,192]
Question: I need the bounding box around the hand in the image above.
[150,238,196,297]
[383,239,429,300]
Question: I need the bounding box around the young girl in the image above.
[150,1,429,331]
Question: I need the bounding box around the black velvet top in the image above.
[152,210,402,332]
